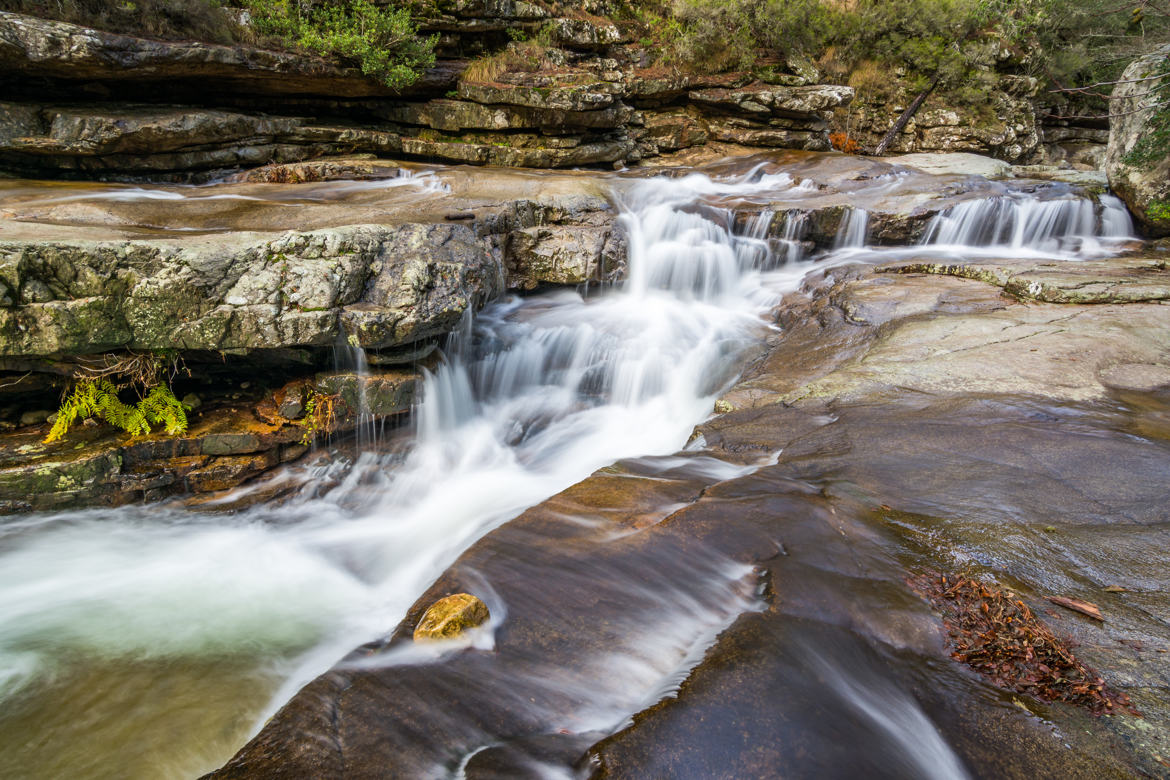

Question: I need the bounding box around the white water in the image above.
[919,192,1133,256]
[0,164,1137,776]
[0,169,798,727]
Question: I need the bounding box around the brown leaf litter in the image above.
[911,573,1137,716]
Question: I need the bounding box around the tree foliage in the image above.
[635,0,1169,104]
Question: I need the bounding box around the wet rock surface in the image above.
[0,152,1126,515]
[0,363,418,511]
[0,167,630,358]
[209,250,1170,778]
[413,593,490,641]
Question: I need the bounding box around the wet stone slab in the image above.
[210,253,1170,778]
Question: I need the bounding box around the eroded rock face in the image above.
[0,10,425,98]
[0,10,858,176]
[0,102,406,176]
[1106,44,1170,237]
[506,225,626,289]
[836,87,1040,162]
[0,223,502,356]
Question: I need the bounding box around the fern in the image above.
[45,379,189,443]
[139,385,189,435]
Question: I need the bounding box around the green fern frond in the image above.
[139,385,189,435]
[45,378,190,443]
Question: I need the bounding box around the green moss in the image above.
[1147,199,1170,225]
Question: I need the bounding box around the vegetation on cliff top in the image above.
[0,0,437,89]
[240,0,436,89]
[619,0,1168,111]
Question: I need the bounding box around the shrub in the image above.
[242,0,436,90]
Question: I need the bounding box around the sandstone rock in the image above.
[436,0,549,20]
[413,593,490,640]
[705,119,825,150]
[506,225,625,289]
[551,17,622,49]
[380,98,634,133]
[1106,44,1170,237]
[457,80,623,112]
[834,89,1039,162]
[688,84,853,119]
[0,101,405,175]
[891,152,1012,179]
[313,371,417,419]
[0,223,503,357]
[638,110,709,152]
[399,134,635,167]
[18,409,50,426]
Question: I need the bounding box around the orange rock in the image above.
[413,593,490,641]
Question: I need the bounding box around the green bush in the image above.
[242,0,436,90]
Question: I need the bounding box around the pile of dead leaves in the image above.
[911,573,1136,716]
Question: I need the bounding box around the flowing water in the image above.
[0,158,1135,778]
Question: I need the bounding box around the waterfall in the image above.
[333,338,377,452]
[834,207,869,249]
[920,194,1132,254]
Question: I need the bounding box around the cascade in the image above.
[920,193,1133,254]
[0,162,1139,778]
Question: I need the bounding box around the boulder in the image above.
[1106,44,1170,237]
[550,17,622,49]
[0,222,503,357]
[413,593,490,640]
[637,110,710,152]
[506,225,626,289]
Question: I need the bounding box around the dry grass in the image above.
[462,40,556,84]
[847,59,889,95]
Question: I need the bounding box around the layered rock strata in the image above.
[0,11,854,177]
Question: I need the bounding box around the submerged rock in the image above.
[413,593,490,640]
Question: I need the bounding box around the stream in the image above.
[0,157,1135,778]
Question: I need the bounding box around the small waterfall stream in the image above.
[0,163,1137,778]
